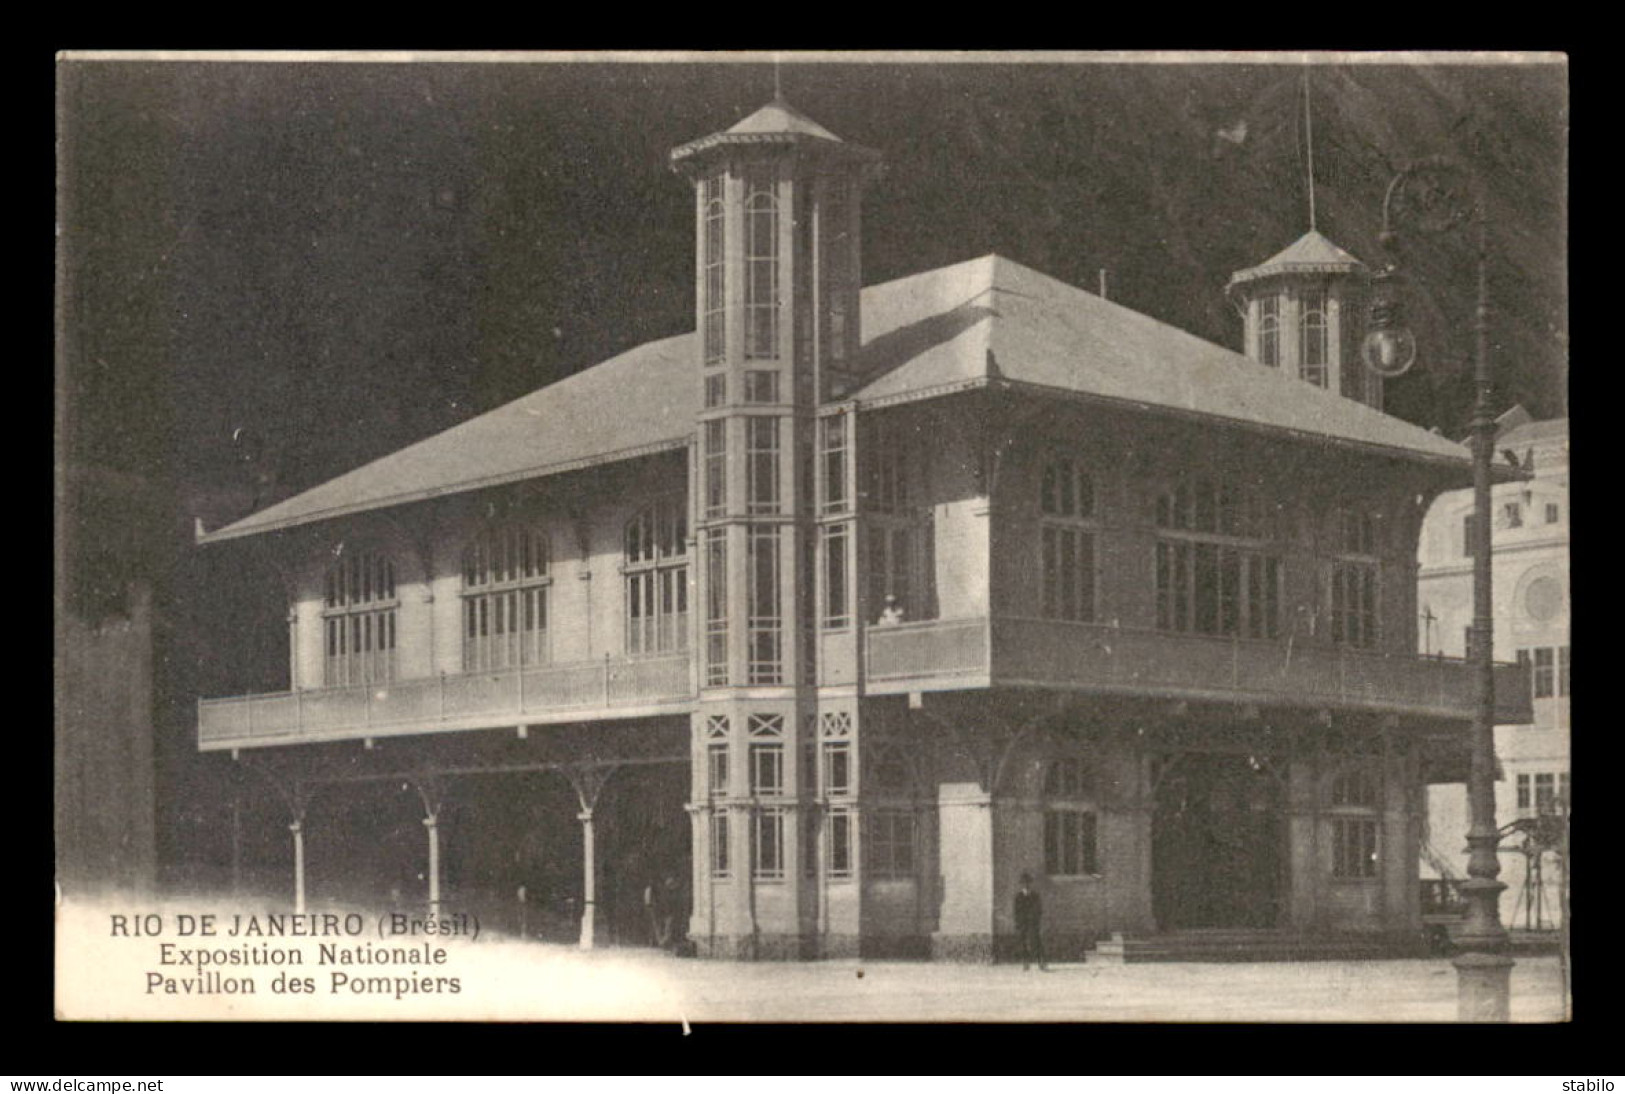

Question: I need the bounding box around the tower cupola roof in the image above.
[670,97,881,174]
[1226,230,1366,296]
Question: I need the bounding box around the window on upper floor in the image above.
[1501,502,1523,529]
[745,416,781,515]
[1299,288,1329,388]
[703,420,727,519]
[863,424,935,624]
[1039,460,1098,623]
[1516,771,1571,816]
[1545,502,1561,525]
[624,499,688,657]
[1330,507,1380,649]
[462,524,551,672]
[323,548,398,686]
[1257,294,1281,368]
[744,167,779,361]
[1520,645,1570,700]
[702,173,726,367]
[1154,477,1280,639]
[1461,512,1478,558]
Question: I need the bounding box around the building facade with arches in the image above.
[1417,411,1569,932]
[194,98,1530,960]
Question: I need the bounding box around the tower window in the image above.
[704,420,727,518]
[744,167,780,361]
[703,174,726,366]
[703,528,728,687]
[1299,288,1329,388]
[1258,295,1281,368]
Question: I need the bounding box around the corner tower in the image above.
[671,99,881,959]
[1226,231,1380,409]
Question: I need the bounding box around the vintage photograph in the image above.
[54,50,1568,1022]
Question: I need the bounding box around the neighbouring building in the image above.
[193,98,1530,960]
[1418,410,1569,931]
[56,463,161,898]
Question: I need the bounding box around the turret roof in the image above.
[1227,230,1367,291]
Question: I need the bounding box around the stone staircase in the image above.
[1090,929,1430,964]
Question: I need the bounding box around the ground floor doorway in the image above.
[1151,752,1285,930]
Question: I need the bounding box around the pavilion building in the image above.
[195,98,1530,960]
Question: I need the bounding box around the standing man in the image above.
[1014,871,1046,971]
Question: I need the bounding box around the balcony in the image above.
[865,617,1533,723]
[198,653,694,752]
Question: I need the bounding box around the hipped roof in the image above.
[200,254,1471,544]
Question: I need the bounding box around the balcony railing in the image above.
[198,653,693,751]
[866,616,1533,722]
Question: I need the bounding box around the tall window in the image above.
[1533,647,1554,698]
[1329,768,1379,879]
[747,527,782,684]
[820,414,849,515]
[703,420,727,519]
[1154,477,1279,638]
[1330,507,1380,649]
[703,528,728,686]
[1040,460,1097,621]
[821,523,850,629]
[823,180,852,364]
[702,173,726,366]
[709,812,730,878]
[624,500,688,656]
[744,167,779,361]
[1043,758,1099,877]
[864,424,933,623]
[1257,294,1281,368]
[745,416,781,515]
[461,525,550,671]
[323,549,398,686]
[1299,288,1328,388]
[749,714,786,880]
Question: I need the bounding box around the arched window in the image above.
[322,548,398,686]
[1153,476,1280,638]
[461,525,550,672]
[702,173,726,367]
[1039,459,1097,621]
[1328,767,1379,879]
[744,167,779,360]
[1043,757,1100,877]
[1299,288,1329,388]
[625,498,689,656]
[1257,294,1281,367]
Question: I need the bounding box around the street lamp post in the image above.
[1362,157,1513,1022]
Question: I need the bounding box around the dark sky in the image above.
[57,55,1568,523]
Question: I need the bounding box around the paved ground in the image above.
[507,944,1569,1024]
[55,899,1569,1023]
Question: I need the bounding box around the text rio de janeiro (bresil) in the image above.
[108,911,477,1000]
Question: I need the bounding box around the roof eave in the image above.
[856,375,1477,473]
[196,435,693,546]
